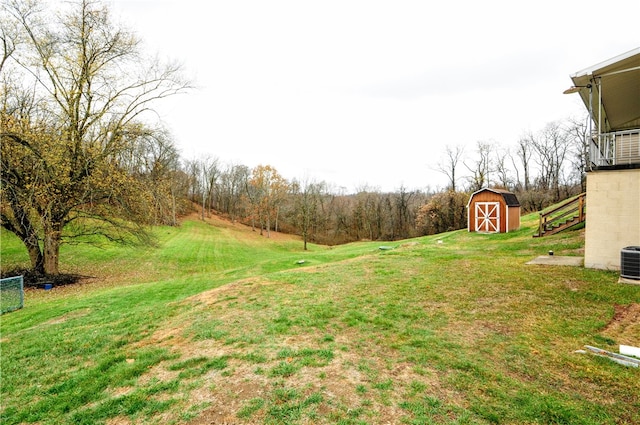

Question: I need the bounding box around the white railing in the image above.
[590,129,640,167]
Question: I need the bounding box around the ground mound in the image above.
[602,303,640,346]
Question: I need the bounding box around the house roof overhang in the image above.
[568,47,640,132]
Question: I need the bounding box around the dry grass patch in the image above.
[124,264,471,424]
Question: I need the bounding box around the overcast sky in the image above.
[109,0,639,193]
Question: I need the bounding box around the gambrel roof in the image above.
[467,188,520,208]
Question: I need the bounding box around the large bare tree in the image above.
[214,163,249,222]
[436,145,464,192]
[464,141,494,192]
[531,121,570,201]
[118,127,183,226]
[512,134,534,192]
[0,0,189,275]
[565,115,591,193]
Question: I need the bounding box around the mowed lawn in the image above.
[1,214,638,425]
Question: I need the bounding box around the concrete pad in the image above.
[526,255,584,266]
[619,276,640,285]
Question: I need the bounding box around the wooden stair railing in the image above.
[533,193,586,237]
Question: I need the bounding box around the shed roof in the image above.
[569,47,640,132]
[467,188,520,207]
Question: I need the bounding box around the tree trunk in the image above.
[302,214,310,250]
[43,224,61,275]
[201,192,206,221]
[171,187,177,226]
[25,239,45,275]
[3,197,45,274]
[266,214,271,238]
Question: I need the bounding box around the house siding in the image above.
[585,169,640,270]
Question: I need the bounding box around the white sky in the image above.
[109,0,639,193]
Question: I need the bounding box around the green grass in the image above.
[1,213,639,424]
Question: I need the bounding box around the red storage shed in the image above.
[467,188,521,233]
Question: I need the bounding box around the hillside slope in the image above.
[1,213,638,425]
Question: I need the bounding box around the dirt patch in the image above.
[105,416,132,425]
[601,303,640,346]
[196,212,302,243]
[186,347,429,425]
[131,289,457,425]
[563,279,585,292]
[188,370,270,425]
[42,308,92,326]
[192,277,266,306]
[126,268,468,425]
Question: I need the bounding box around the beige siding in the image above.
[585,169,640,270]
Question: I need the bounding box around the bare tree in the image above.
[118,127,182,225]
[391,185,416,239]
[324,190,351,244]
[290,177,325,250]
[183,159,201,203]
[353,186,383,241]
[513,132,540,193]
[1,0,189,275]
[204,157,221,215]
[436,145,464,192]
[0,5,19,72]
[464,141,494,192]
[531,122,570,201]
[565,115,591,193]
[215,163,249,222]
[190,156,220,221]
[494,145,514,190]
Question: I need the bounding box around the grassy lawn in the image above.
[1,214,638,424]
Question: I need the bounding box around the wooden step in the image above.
[534,193,586,238]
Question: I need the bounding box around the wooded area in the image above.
[1,0,588,276]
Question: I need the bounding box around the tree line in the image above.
[182,112,587,248]
[181,161,431,248]
[1,0,588,277]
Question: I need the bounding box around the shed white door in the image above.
[475,202,500,233]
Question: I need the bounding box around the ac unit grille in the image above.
[621,246,640,280]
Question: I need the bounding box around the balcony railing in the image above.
[590,129,640,168]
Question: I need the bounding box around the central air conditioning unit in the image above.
[621,246,640,280]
